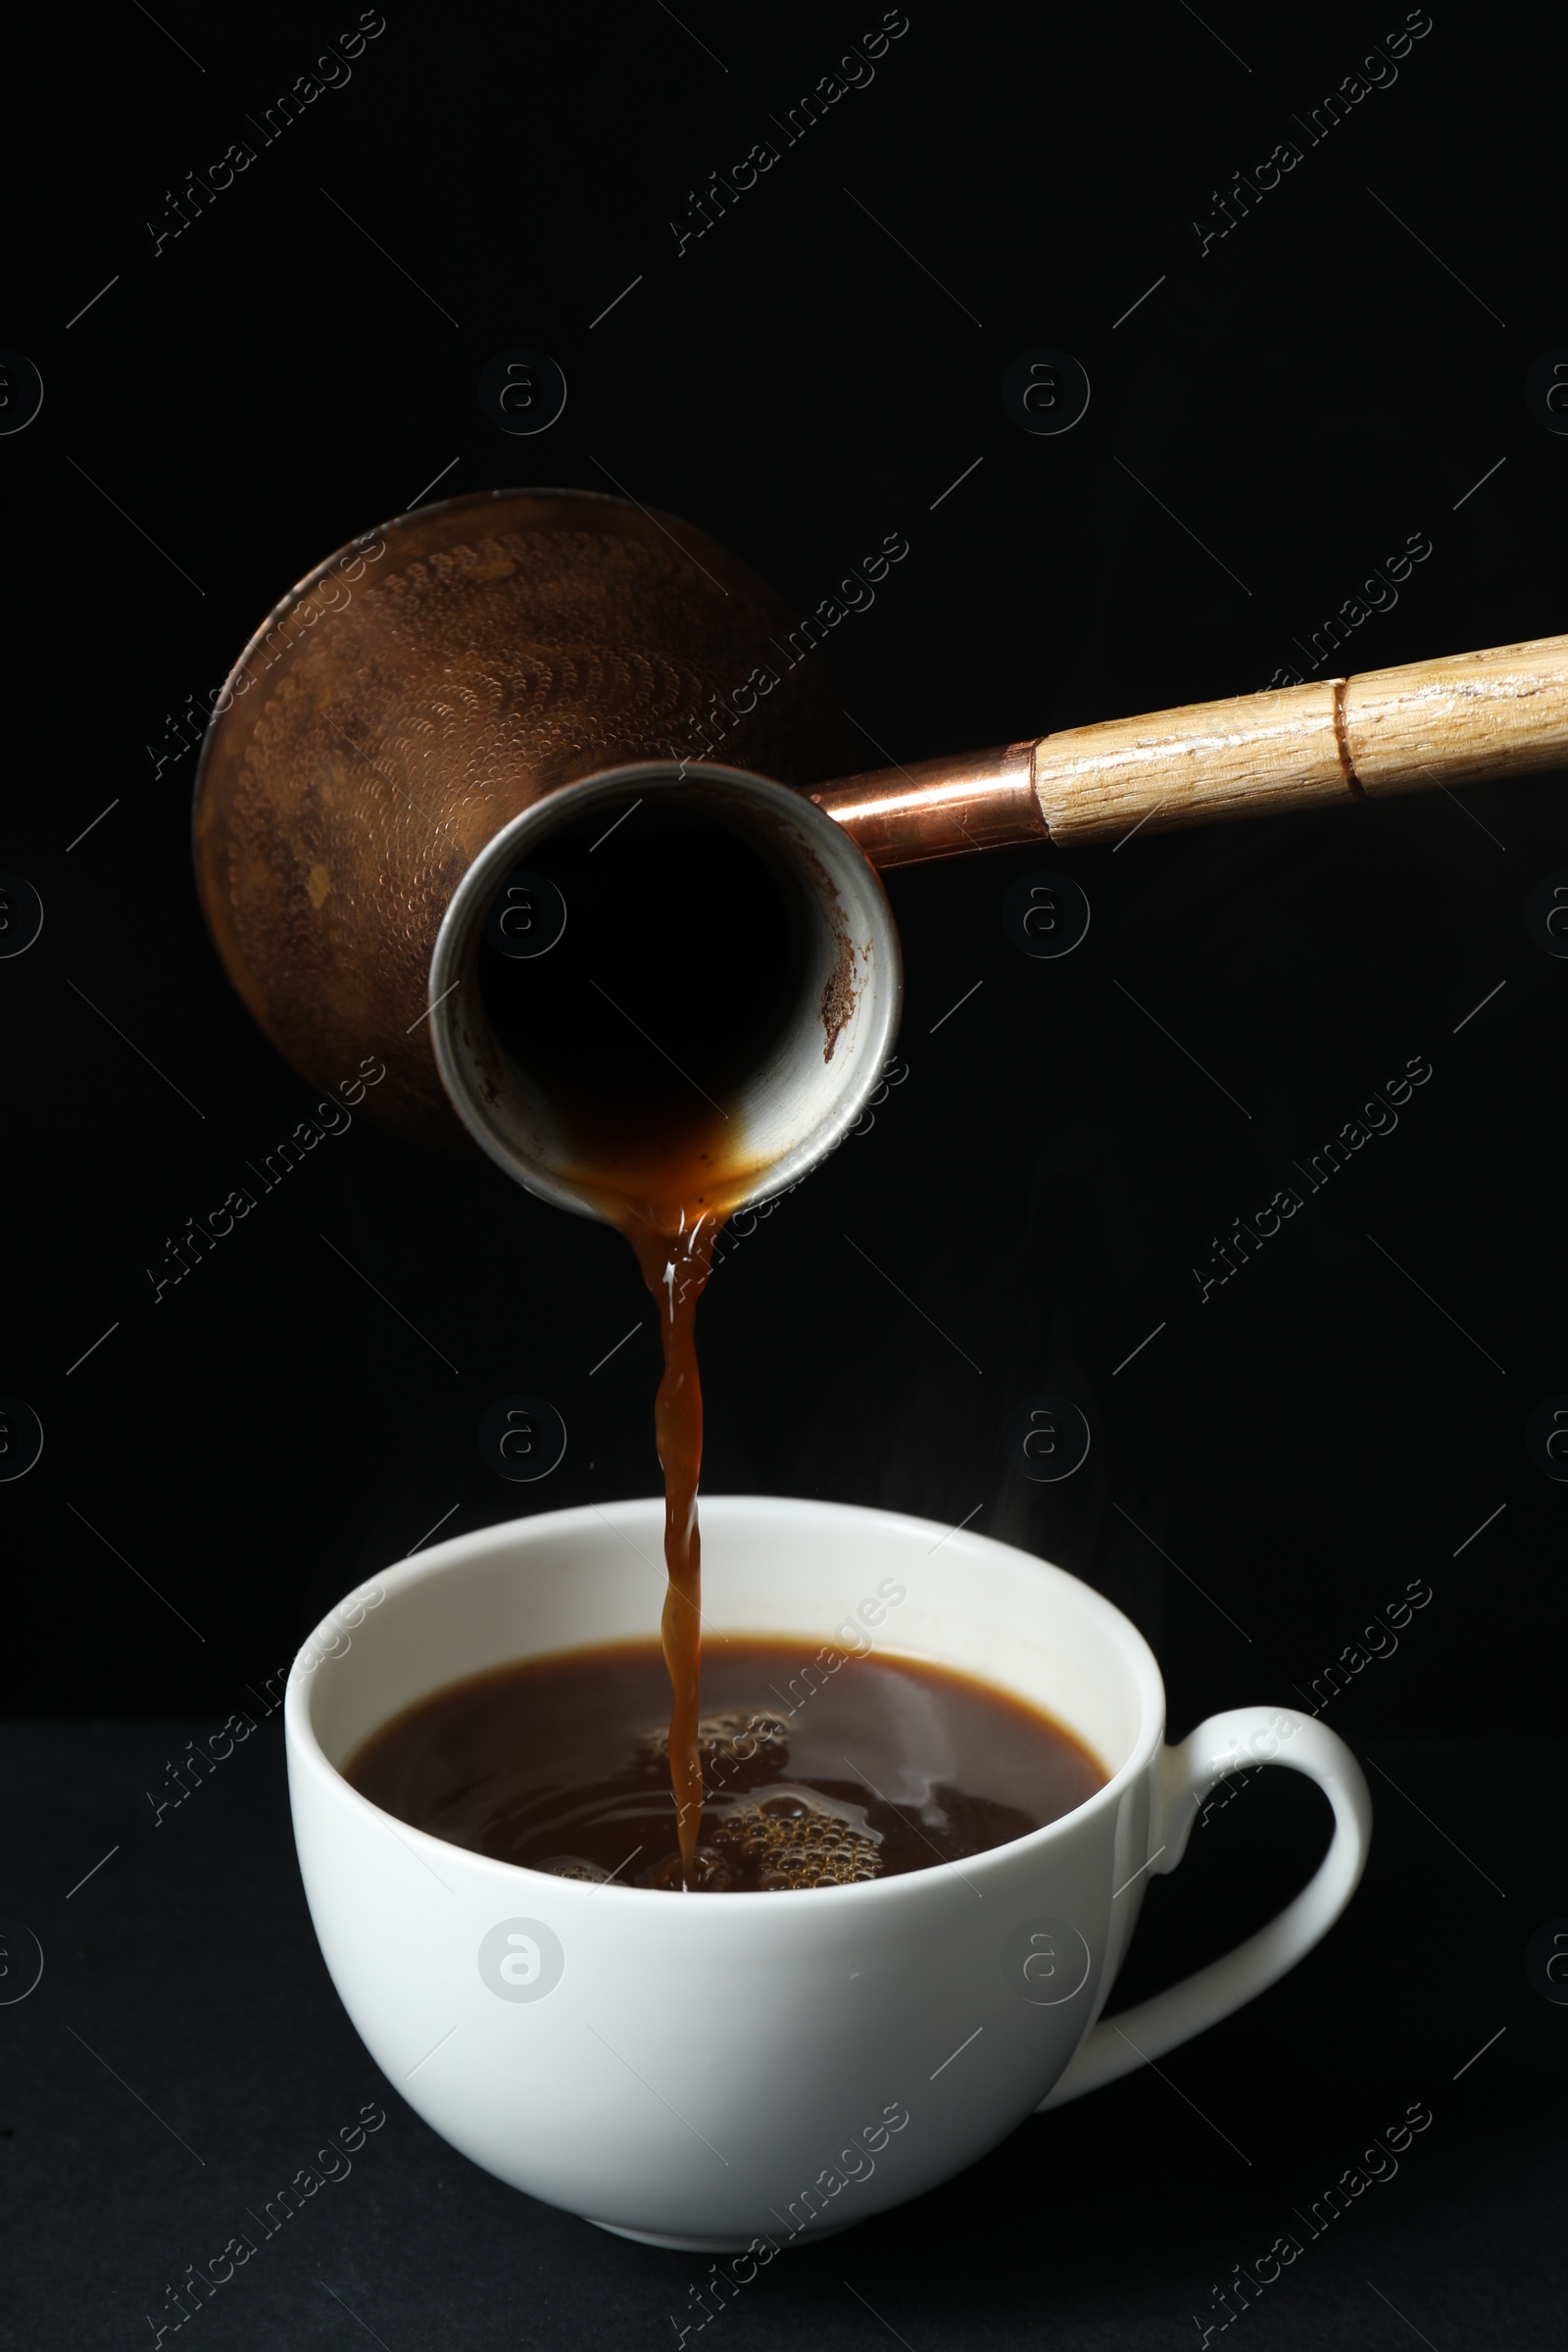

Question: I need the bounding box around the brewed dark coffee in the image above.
[346,1637,1106,1891]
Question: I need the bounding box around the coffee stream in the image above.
[480,807,797,1886]
[622,1210,716,1877]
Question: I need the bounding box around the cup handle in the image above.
[1036,1705,1372,2111]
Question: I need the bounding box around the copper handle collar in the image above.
[808,739,1046,868]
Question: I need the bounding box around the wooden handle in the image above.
[815,633,1568,864]
[1031,634,1568,847]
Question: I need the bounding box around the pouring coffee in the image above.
[196,484,1568,1880]
[429,768,898,1872]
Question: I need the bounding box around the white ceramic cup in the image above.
[286,1495,1372,2251]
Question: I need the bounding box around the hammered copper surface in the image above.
[194,489,860,1141]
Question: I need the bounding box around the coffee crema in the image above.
[345,1639,1107,1891]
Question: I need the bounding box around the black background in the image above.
[3,3,1564,2346]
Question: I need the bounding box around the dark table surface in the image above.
[4,1722,1562,2351]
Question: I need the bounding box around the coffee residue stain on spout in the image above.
[819,952,856,1062]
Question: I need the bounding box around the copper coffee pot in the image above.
[195,487,1568,1213]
